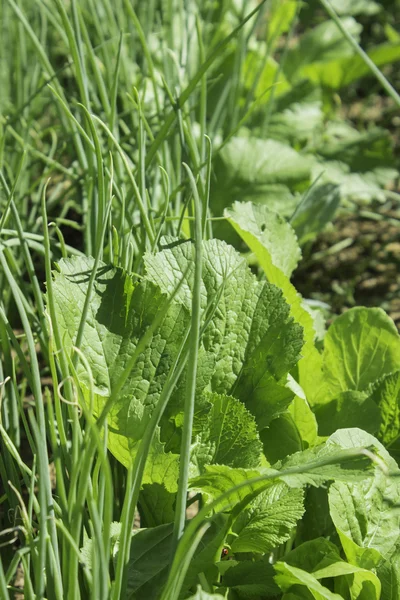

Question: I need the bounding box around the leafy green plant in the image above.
[1,0,400,598]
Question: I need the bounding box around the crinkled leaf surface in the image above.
[276,428,374,488]
[145,238,304,432]
[191,428,373,507]
[370,370,400,447]
[230,482,304,554]
[193,392,263,472]
[224,202,301,278]
[52,241,302,472]
[215,137,314,188]
[225,200,326,405]
[328,429,400,568]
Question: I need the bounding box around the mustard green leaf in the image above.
[230,482,304,554]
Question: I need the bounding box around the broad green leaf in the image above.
[277,428,374,488]
[225,200,325,405]
[123,520,230,600]
[193,393,263,472]
[216,136,314,188]
[370,370,400,447]
[314,391,381,437]
[288,396,318,449]
[52,256,188,470]
[230,482,304,554]
[282,538,381,598]
[274,562,343,599]
[190,465,264,507]
[52,241,302,469]
[328,430,400,564]
[191,430,373,503]
[320,308,400,402]
[225,202,301,278]
[146,238,304,432]
[260,413,303,463]
[284,17,362,81]
[243,53,291,103]
[220,558,280,598]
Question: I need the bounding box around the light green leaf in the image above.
[231,482,304,554]
[146,238,304,432]
[328,429,400,563]
[191,430,373,503]
[216,136,314,188]
[193,393,263,472]
[225,200,325,406]
[277,428,374,488]
[288,396,318,449]
[274,562,343,599]
[52,240,303,469]
[224,202,301,278]
[283,537,381,598]
[268,101,324,144]
[370,370,400,447]
[320,308,400,402]
[190,465,264,507]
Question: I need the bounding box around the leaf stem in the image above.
[172,164,203,552]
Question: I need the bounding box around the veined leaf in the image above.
[225,200,324,405]
[281,538,381,599]
[193,392,263,472]
[230,482,304,554]
[370,370,400,447]
[52,241,302,472]
[321,307,400,401]
[274,562,344,599]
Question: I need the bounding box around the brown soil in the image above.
[293,208,400,329]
